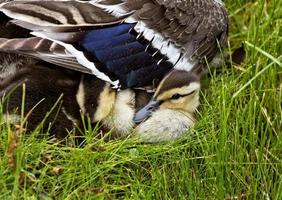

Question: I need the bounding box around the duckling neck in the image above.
[102,89,136,136]
[76,75,116,122]
[101,88,154,136]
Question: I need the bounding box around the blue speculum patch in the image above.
[80,23,173,88]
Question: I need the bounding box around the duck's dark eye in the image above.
[171,94,181,100]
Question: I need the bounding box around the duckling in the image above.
[134,70,200,142]
[1,62,199,142]
[0,0,228,89]
[103,70,200,142]
[0,62,83,140]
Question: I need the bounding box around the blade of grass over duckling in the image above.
[10,83,26,196]
[32,94,64,134]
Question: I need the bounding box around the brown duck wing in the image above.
[131,0,229,68]
[0,0,135,31]
[0,37,92,74]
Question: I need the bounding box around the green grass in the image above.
[0,0,281,199]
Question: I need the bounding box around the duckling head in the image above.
[133,70,200,124]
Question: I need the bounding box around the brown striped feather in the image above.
[0,37,92,74]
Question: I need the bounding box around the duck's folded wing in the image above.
[0,0,228,57]
[136,0,229,66]
[0,0,143,31]
[0,0,228,88]
[0,37,92,74]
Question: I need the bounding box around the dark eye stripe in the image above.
[171,93,181,99]
[170,90,195,100]
[186,90,196,96]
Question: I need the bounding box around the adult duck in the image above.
[0,0,228,89]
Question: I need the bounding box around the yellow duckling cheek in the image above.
[159,98,186,110]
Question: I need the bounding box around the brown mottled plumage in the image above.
[0,0,228,89]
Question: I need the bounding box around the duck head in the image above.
[133,70,200,124]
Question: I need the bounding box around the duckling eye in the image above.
[171,94,181,100]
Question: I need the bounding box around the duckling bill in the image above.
[134,100,160,123]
